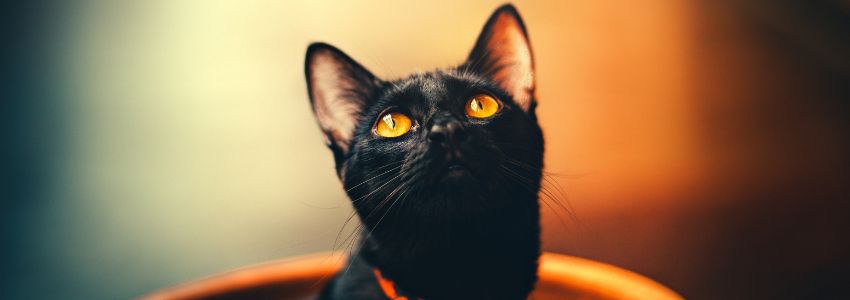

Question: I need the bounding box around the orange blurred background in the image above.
[4,1,849,299]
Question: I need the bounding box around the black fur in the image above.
[307,5,543,300]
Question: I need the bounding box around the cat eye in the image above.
[374,112,413,138]
[465,94,501,119]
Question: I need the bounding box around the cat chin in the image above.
[430,169,478,189]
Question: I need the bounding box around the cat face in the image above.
[305,6,542,237]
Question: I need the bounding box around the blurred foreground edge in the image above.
[141,252,683,300]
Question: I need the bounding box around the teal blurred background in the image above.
[7,1,357,299]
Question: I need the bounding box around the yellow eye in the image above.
[375,112,413,138]
[465,94,501,118]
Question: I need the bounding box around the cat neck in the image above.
[357,195,540,299]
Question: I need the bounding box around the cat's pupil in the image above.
[382,114,396,129]
[471,99,483,112]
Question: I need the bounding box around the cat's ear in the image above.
[465,4,535,112]
[305,43,380,153]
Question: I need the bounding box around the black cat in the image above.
[305,4,543,300]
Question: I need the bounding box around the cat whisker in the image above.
[335,166,416,255]
[502,158,583,226]
[345,161,405,192]
[492,167,568,230]
[335,224,365,282]
[539,174,581,225]
[490,146,581,226]
[333,169,405,252]
[331,210,361,253]
[358,174,409,224]
[338,174,413,281]
[499,164,578,232]
[350,171,405,204]
[369,181,411,234]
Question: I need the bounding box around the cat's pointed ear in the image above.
[465,4,535,112]
[305,43,380,153]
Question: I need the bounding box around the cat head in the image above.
[305,5,543,237]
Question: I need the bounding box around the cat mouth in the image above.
[425,148,476,183]
[447,163,466,171]
[440,159,472,178]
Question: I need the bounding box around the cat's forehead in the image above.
[391,73,447,100]
[380,69,490,105]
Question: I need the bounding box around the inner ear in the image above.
[465,5,535,112]
[305,43,380,153]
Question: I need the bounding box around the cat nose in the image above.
[428,119,466,146]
